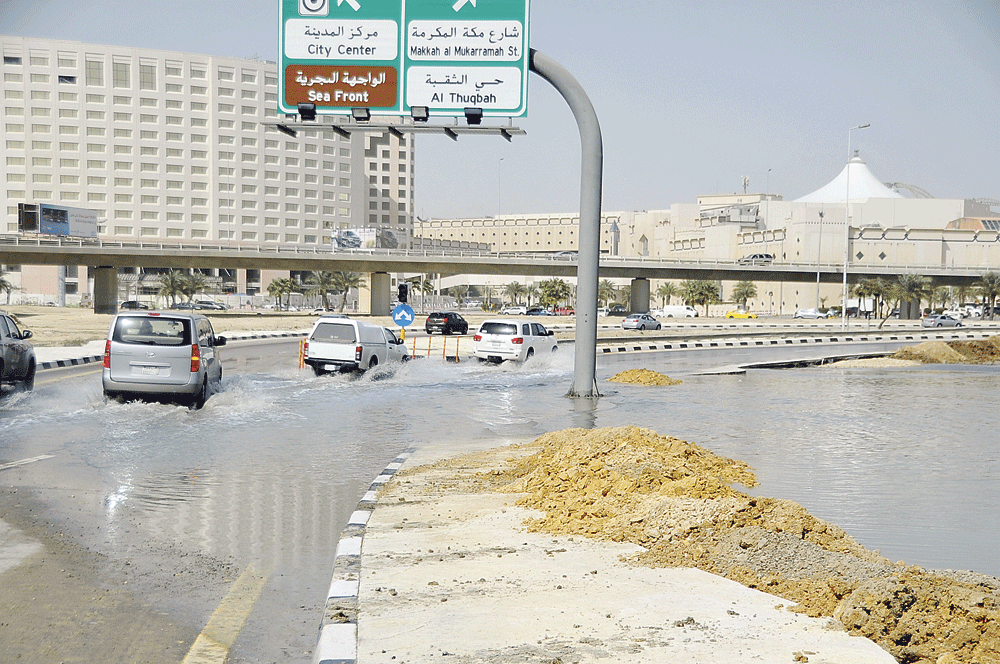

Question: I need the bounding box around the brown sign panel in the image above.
[284,65,398,109]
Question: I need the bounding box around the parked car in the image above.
[0,311,36,393]
[170,302,196,310]
[120,300,149,310]
[195,300,227,310]
[608,304,628,315]
[622,313,662,331]
[922,314,962,328]
[793,308,831,319]
[499,305,527,315]
[737,253,774,265]
[425,312,469,335]
[725,310,758,319]
[102,311,227,409]
[473,319,558,363]
[525,307,554,316]
[303,316,408,375]
[658,305,698,318]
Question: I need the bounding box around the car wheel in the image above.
[312,364,325,377]
[667,314,673,318]
[369,356,379,369]
[655,324,661,330]
[190,378,209,410]
[18,361,35,392]
[936,322,943,327]
[525,348,535,359]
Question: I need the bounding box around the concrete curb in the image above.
[312,447,417,664]
[597,328,995,354]
[36,331,307,372]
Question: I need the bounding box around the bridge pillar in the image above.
[363,272,392,316]
[93,266,118,314]
[629,277,650,314]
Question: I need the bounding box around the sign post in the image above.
[279,0,530,118]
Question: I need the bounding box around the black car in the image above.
[425,312,468,335]
[608,304,627,315]
[0,311,36,392]
[120,300,149,310]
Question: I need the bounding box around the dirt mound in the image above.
[607,369,682,386]
[893,337,1000,364]
[479,426,1000,664]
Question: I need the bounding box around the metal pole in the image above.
[842,123,869,330]
[530,49,603,398]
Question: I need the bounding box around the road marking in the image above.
[0,455,55,472]
[182,564,268,664]
[36,367,102,386]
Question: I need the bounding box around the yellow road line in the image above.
[35,367,102,385]
[182,564,268,664]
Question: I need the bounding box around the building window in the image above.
[112,61,130,88]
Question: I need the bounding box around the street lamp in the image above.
[841,123,870,329]
[763,168,771,254]
[815,209,824,310]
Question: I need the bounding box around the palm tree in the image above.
[730,281,757,310]
[306,271,338,310]
[538,277,572,309]
[930,285,950,310]
[855,278,891,318]
[598,279,617,307]
[526,285,540,306]
[0,269,16,305]
[976,272,1000,320]
[680,279,720,316]
[157,270,186,308]
[654,281,677,307]
[331,272,365,312]
[181,271,209,303]
[503,281,527,306]
[880,274,929,325]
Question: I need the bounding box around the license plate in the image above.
[141,366,158,375]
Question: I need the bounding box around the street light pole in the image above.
[816,209,824,310]
[841,123,870,329]
[497,157,503,258]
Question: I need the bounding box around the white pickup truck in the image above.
[303,317,408,375]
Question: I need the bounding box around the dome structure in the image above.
[794,152,903,203]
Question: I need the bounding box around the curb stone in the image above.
[312,447,416,664]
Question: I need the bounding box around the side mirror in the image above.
[21,330,33,340]
[216,336,227,347]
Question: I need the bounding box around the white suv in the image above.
[473,319,557,363]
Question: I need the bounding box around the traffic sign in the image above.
[392,303,415,326]
[279,0,530,118]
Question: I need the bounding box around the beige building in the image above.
[1,37,413,304]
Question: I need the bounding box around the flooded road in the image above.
[1,339,997,662]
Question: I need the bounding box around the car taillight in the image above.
[303,339,309,356]
[190,344,200,372]
[355,345,363,361]
[473,334,482,341]
[511,337,524,344]
[103,340,111,369]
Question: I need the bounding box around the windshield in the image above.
[311,322,356,343]
[113,316,191,346]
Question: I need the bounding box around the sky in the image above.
[3,0,999,219]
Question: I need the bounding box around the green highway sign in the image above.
[279,0,530,118]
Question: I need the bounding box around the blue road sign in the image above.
[392,303,415,326]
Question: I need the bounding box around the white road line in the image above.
[0,455,55,472]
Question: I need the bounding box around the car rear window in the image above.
[479,322,518,335]
[113,316,191,346]
[311,322,357,343]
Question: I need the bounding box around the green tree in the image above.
[730,281,757,310]
[330,272,365,312]
[654,281,677,307]
[538,277,571,308]
[157,270,186,308]
[930,285,950,310]
[854,277,891,318]
[305,270,338,310]
[0,269,16,305]
[879,274,929,325]
[503,281,527,306]
[180,271,209,303]
[526,285,540,306]
[976,272,1000,320]
[598,279,617,307]
[680,279,721,316]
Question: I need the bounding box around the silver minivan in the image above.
[102,312,226,408]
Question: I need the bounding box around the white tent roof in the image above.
[794,153,903,203]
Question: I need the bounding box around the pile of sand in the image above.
[478,426,1000,664]
[606,369,682,386]
[892,338,1000,364]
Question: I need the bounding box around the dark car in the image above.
[608,304,627,315]
[0,311,36,392]
[120,300,149,310]
[171,302,196,310]
[194,300,227,310]
[525,307,554,316]
[425,312,469,335]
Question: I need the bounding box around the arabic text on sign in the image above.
[406,66,522,110]
[285,19,399,61]
[407,20,523,62]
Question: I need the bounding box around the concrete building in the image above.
[1,37,413,304]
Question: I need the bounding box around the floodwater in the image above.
[1,341,997,662]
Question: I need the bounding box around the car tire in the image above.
[525,348,534,360]
[190,378,209,410]
[369,356,379,369]
[655,324,661,330]
[312,365,325,377]
[18,361,35,392]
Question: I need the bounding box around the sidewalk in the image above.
[314,442,896,664]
